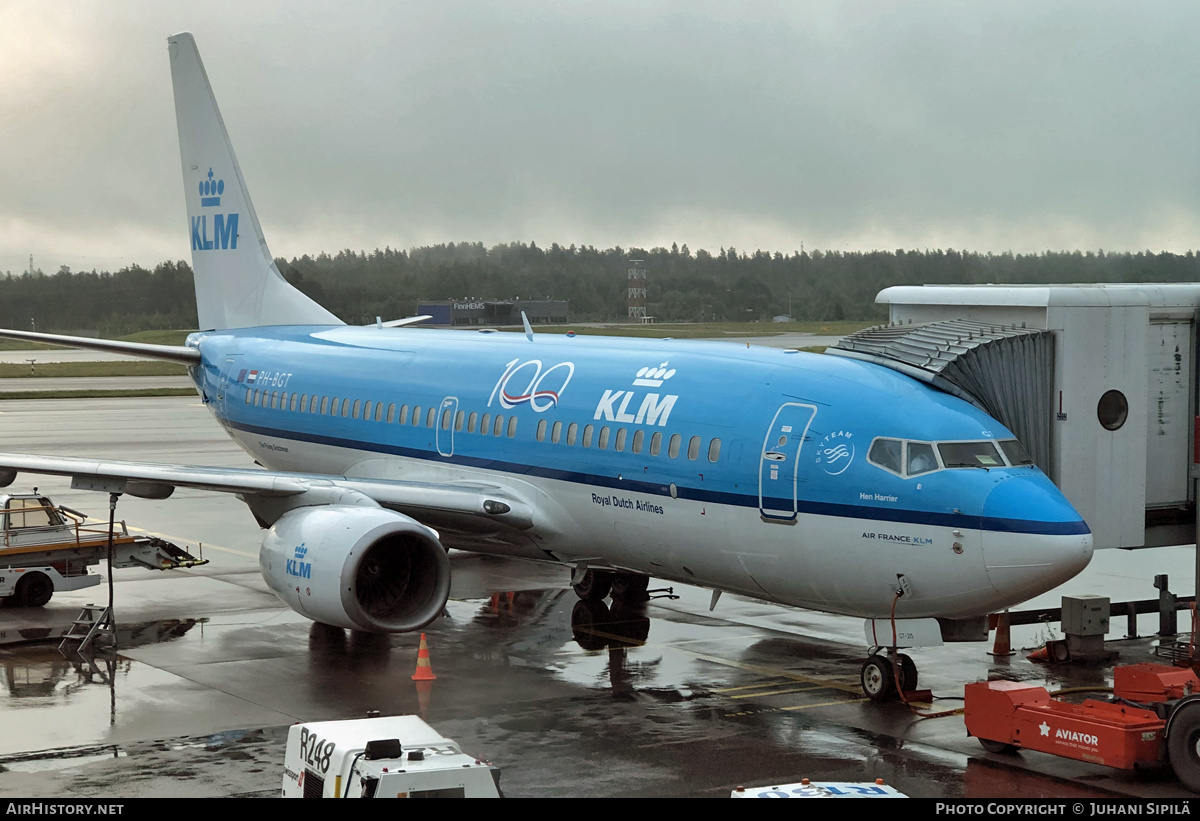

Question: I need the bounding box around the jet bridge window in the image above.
[938,441,1002,469]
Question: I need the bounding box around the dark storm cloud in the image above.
[1,1,1198,275]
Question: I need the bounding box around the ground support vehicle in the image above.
[965,663,1200,792]
[283,715,502,798]
[0,492,205,607]
[730,778,906,798]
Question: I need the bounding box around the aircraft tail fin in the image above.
[167,32,342,331]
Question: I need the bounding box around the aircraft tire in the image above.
[860,654,897,701]
[15,572,54,608]
[1168,702,1200,793]
[898,653,918,691]
[573,569,613,601]
[610,573,649,602]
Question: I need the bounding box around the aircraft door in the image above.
[436,396,458,457]
[216,356,241,416]
[759,402,818,523]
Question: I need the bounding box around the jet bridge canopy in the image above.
[828,320,1054,472]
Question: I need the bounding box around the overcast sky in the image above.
[2,2,1199,275]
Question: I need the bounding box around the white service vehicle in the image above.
[0,491,204,607]
[731,779,907,798]
[283,715,502,798]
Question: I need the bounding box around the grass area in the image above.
[0,388,196,400]
[0,361,187,378]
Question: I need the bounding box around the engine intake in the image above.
[260,505,450,632]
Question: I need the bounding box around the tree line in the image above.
[4,243,1200,334]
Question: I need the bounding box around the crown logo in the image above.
[294,542,307,559]
[199,168,225,207]
[633,361,676,387]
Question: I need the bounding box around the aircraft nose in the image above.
[980,474,1093,604]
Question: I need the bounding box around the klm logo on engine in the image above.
[191,167,239,251]
[286,542,311,579]
[594,361,678,427]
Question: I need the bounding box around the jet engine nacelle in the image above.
[260,505,450,632]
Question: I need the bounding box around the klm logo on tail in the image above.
[191,167,239,250]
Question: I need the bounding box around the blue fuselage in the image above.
[186,325,1092,620]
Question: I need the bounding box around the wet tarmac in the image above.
[0,397,1196,798]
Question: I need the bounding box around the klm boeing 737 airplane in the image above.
[0,34,1093,700]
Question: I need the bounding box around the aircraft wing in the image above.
[0,453,534,530]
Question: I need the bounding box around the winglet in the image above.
[522,311,534,342]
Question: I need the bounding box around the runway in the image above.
[0,397,1192,799]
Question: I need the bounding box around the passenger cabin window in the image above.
[455,410,465,432]
[567,423,578,446]
[708,438,721,463]
[650,432,661,456]
[507,417,517,438]
[387,403,396,423]
[687,436,701,460]
[441,409,452,430]
[426,408,437,428]
[551,421,562,444]
[631,430,644,454]
[537,420,547,442]
[615,428,627,452]
[480,413,490,435]
[353,399,362,419]
[412,405,422,426]
[583,424,594,447]
[493,415,504,437]
[598,426,610,450]
[868,437,903,475]
[669,434,681,458]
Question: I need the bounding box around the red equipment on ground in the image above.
[964,663,1200,792]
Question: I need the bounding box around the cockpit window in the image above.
[938,441,1002,469]
[906,442,938,476]
[998,439,1034,466]
[868,438,903,475]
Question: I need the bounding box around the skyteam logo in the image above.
[815,430,855,475]
[286,542,311,579]
[593,361,678,427]
[488,358,575,412]
[191,167,239,251]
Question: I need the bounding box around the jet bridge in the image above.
[831,283,1200,552]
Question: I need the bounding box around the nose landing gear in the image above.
[860,651,918,701]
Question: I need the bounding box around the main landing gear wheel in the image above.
[1168,701,1200,793]
[572,569,613,602]
[898,653,918,691]
[15,572,53,608]
[610,572,650,602]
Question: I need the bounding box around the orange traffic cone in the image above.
[411,633,436,681]
[989,610,1014,657]
[1026,645,1049,663]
